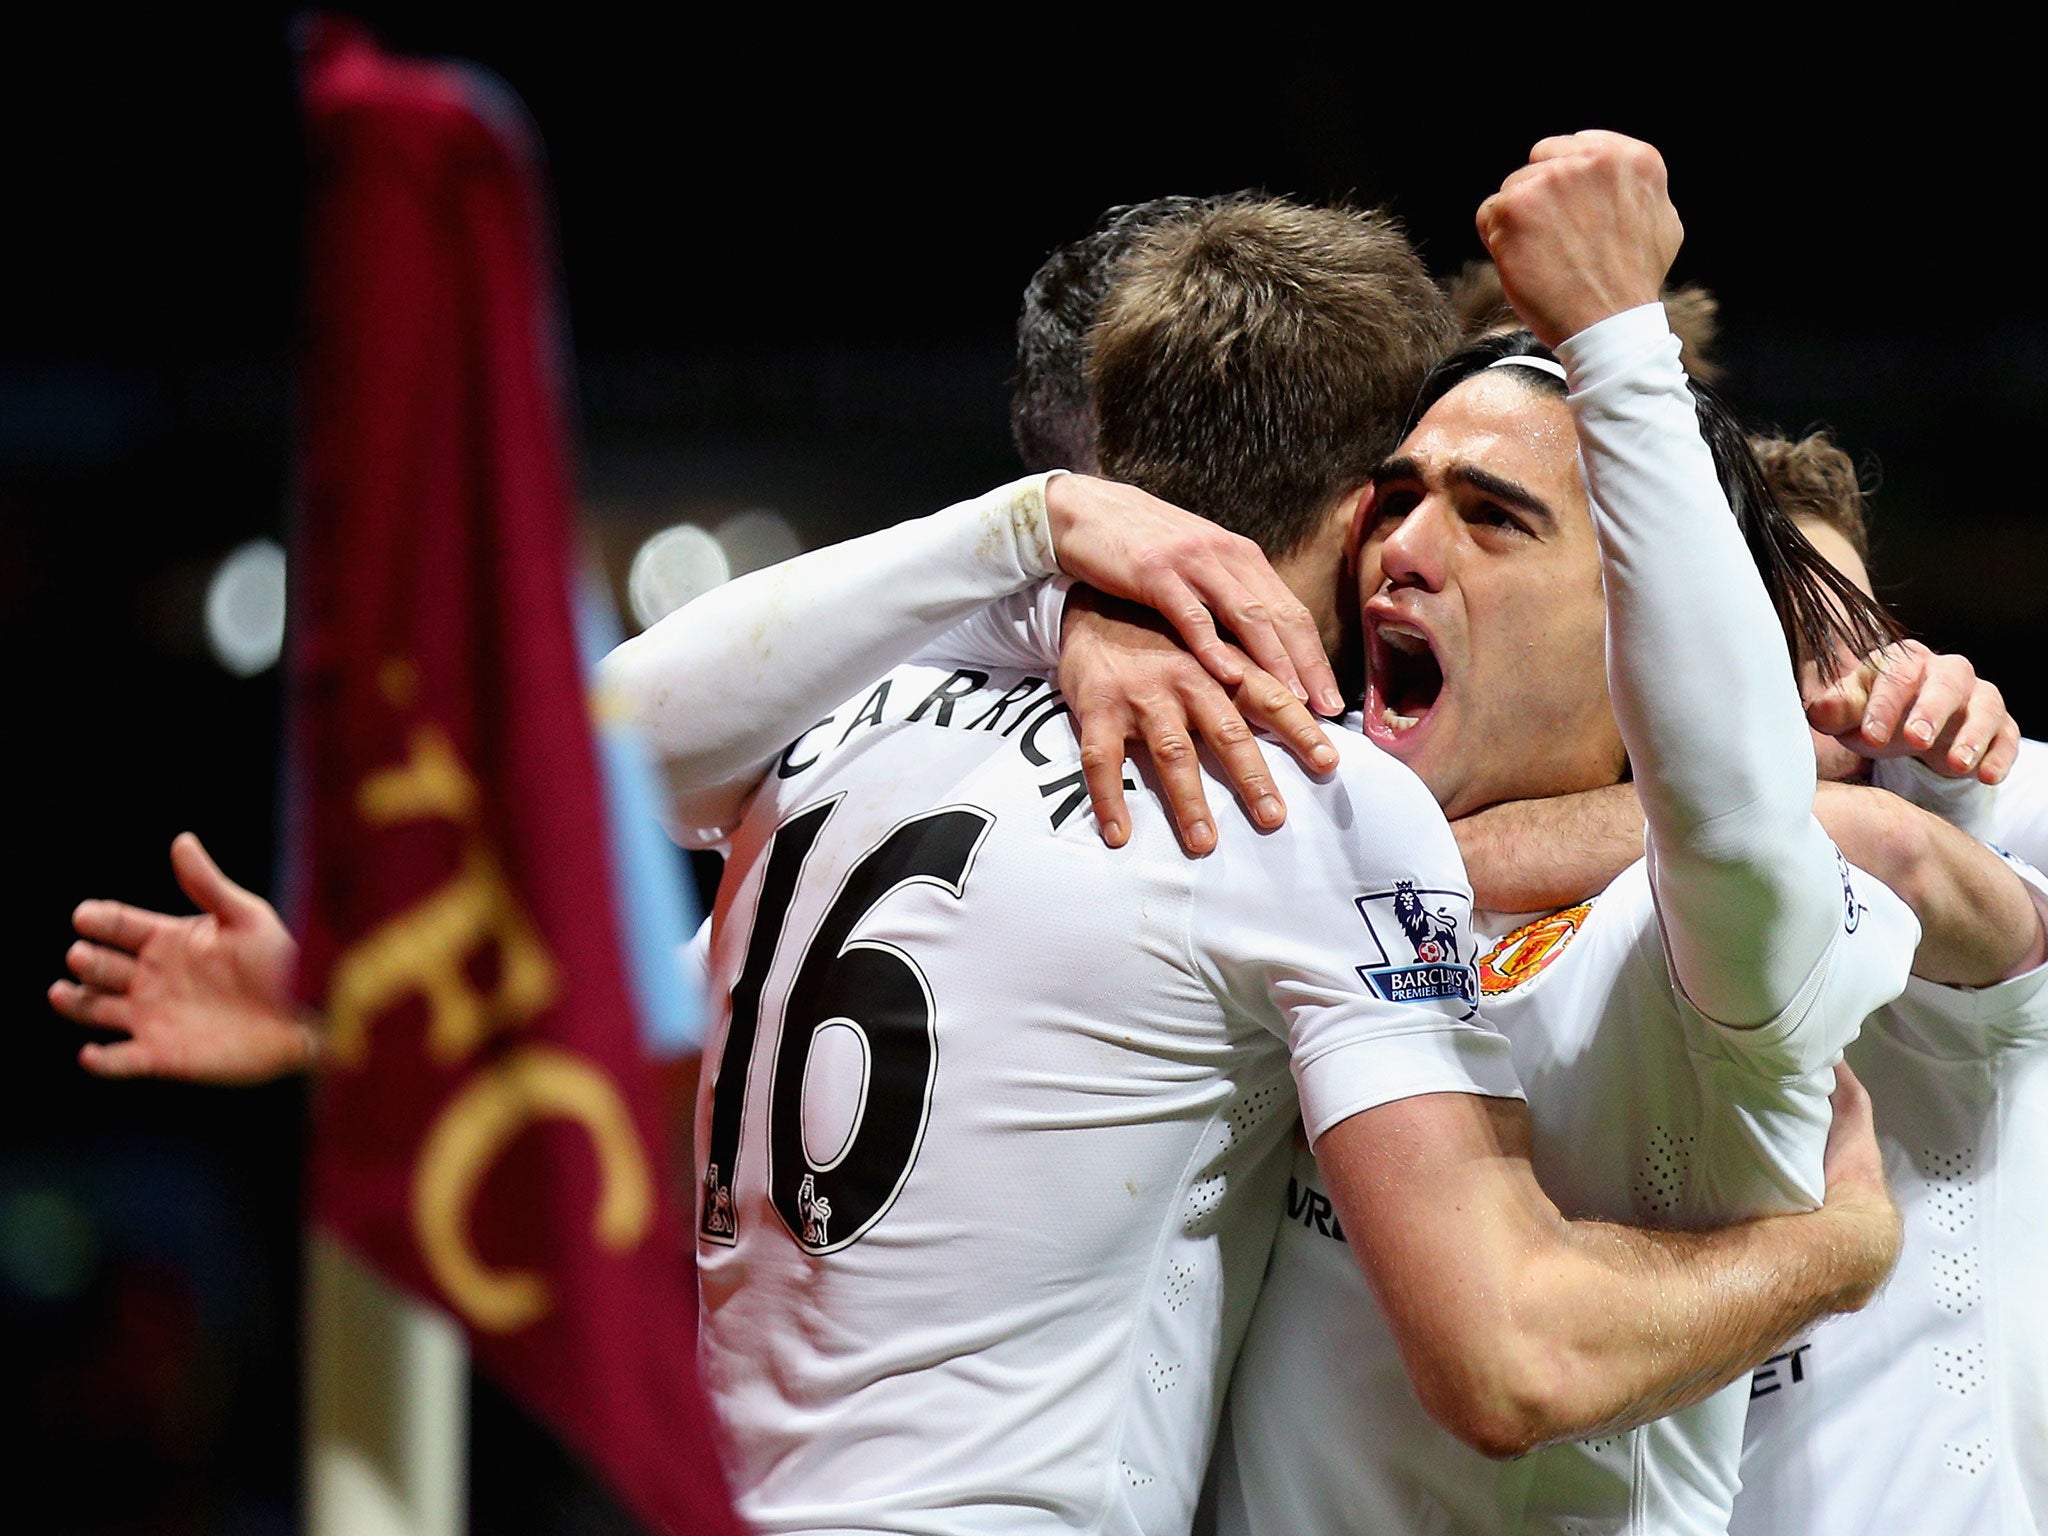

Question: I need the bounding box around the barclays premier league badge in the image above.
[1353,880,1478,1006]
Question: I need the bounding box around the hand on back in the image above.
[1060,588,1338,854]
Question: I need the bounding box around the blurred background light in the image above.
[627,523,728,630]
[713,509,801,578]
[0,1186,99,1302]
[203,538,287,677]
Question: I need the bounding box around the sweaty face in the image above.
[1356,370,1627,820]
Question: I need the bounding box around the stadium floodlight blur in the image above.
[713,507,801,577]
[626,522,729,630]
[203,538,288,676]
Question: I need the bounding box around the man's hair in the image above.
[1400,331,1903,676]
[1010,196,1225,474]
[1443,260,1725,387]
[1750,428,1872,564]
[1090,198,1457,559]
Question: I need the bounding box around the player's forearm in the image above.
[1328,1091,1889,1461]
[1452,783,1643,913]
[1500,1190,1896,1452]
[1395,1194,1883,1462]
[1561,307,1832,1025]
[598,476,1060,831]
[1815,783,2047,985]
[1366,1166,1891,1461]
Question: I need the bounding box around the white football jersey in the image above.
[1987,755,2048,1533]
[1995,739,2048,868]
[1211,302,1923,1536]
[1211,855,1918,1536]
[1732,850,2048,1536]
[694,656,1520,1536]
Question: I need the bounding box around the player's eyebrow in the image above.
[1369,456,1558,531]
[1451,464,1556,530]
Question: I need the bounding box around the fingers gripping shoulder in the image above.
[1188,728,1468,894]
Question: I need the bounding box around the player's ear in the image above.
[1344,484,1377,576]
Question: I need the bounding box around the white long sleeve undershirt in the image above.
[595,474,1068,846]
[1561,305,1842,1029]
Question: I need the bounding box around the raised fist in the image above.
[1476,130,1683,350]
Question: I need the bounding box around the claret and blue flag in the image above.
[287,18,740,1533]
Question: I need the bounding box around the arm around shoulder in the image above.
[1453,783,1643,914]
[598,476,1064,842]
[1816,781,2048,985]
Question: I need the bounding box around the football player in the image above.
[1047,136,2043,1536]
[1724,432,2048,1536]
[595,134,1907,1533]
[50,139,1915,1536]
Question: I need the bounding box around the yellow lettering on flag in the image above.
[322,671,656,1333]
[411,1043,656,1333]
[326,845,558,1067]
[326,722,559,1066]
[358,725,479,827]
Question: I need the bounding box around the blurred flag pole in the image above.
[306,1233,466,1536]
[288,18,738,1534]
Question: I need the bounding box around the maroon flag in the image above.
[289,20,743,1533]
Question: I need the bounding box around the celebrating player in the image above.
[1031,134,2012,1536]
[595,137,1904,1533]
[1724,433,2048,1536]
[1321,424,2048,1534]
[1051,184,2046,1536]
[48,139,1924,1536]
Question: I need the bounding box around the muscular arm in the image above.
[1192,735,1892,1461]
[1814,781,2047,985]
[1454,778,2048,986]
[1452,782,1642,913]
[1320,1078,1897,1459]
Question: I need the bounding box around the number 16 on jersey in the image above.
[698,796,996,1255]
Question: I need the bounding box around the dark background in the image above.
[3,13,2041,1532]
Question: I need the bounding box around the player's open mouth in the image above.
[1366,619,1443,740]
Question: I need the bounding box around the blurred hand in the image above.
[1060,588,1338,854]
[1044,473,1345,716]
[1476,130,1683,350]
[49,833,317,1084]
[1805,639,2019,783]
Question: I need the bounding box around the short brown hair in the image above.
[1089,198,1456,559]
[1010,196,1229,475]
[1750,428,1872,562]
[1444,260,1725,387]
